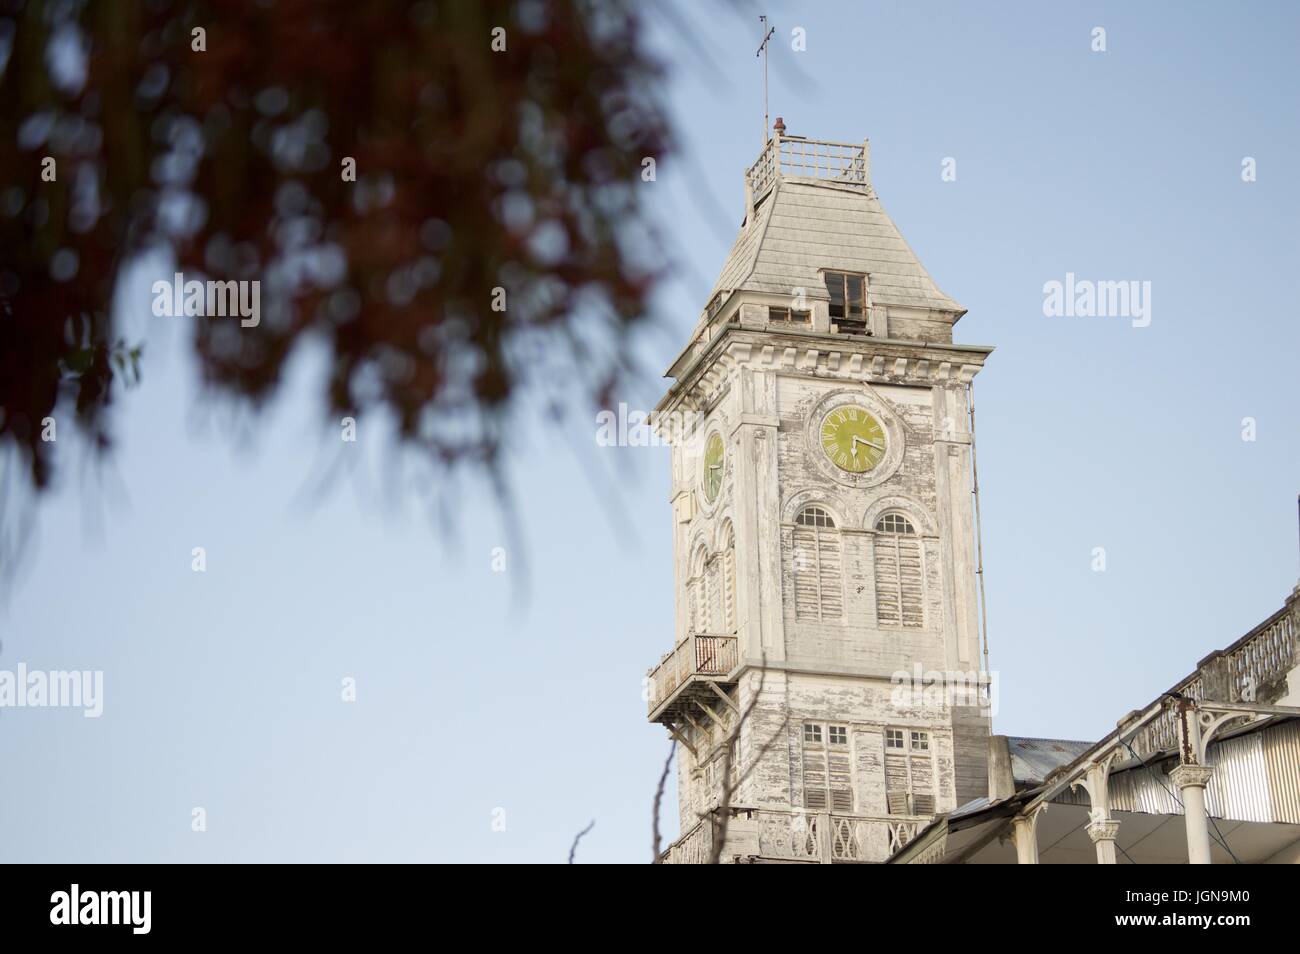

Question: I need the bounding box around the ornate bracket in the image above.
[1171,697,1261,766]
[1194,707,1255,763]
[1069,749,1122,824]
[1007,801,1049,861]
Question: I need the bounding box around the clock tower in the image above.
[648,124,994,864]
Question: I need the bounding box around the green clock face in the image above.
[703,432,724,502]
[820,405,886,473]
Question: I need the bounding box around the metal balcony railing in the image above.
[646,633,739,719]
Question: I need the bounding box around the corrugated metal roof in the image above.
[1264,719,1300,822]
[1006,737,1093,785]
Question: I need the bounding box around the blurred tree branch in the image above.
[567,817,594,863]
[0,0,670,499]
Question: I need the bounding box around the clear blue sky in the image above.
[2,1,1297,862]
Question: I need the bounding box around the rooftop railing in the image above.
[748,134,871,202]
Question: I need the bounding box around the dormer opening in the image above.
[824,271,870,336]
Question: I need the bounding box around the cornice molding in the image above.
[657,326,992,419]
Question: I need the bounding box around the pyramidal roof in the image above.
[706,125,963,317]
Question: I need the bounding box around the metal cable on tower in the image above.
[967,381,991,686]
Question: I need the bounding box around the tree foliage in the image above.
[0,0,670,491]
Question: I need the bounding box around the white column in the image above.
[1010,806,1045,864]
[1170,764,1215,864]
[1072,755,1121,864]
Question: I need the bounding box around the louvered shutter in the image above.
[722,543,736,631]
[828,747,853,812]
[793,526,843,620]
[876,533,923,627]
[898,536,924,627]
[705,556,721,633]
[804,724,854,812]
[686,579,696,639]
[875,535,901,626]
[885,753,910,815]
[802,733,828,809]
[818,530,843,619]
[792,527,820,619]
[911,754,935,815]
[692,573,707,633]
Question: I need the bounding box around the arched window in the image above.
[792,506,843,620]
[797,506,836,529]
[875,513,914,535]
[873,512,923,628]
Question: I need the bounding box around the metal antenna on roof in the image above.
[756,16,776,146]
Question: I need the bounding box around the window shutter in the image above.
[792,527,820,619]
[885,753,910,815]
[802,734,828,810]
[911,754,935,815]
[693,571,708,633]
[884,731,937,815]
[804,723,854,812]
[793,526,842,620]
[817,530,843,619]
[705,557,721,633]
[828,748,853,812]
[875,532,923,628]
[722,543,736,631]
[898,536,923,627]
[688,577,697,632]
[687,576,698,633]
[875,535,901,626]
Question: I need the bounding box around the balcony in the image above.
[1122,598,1298,762]
[646,633,740,724]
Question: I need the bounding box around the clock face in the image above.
[703,432,724,502]
[820,405,886,473]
